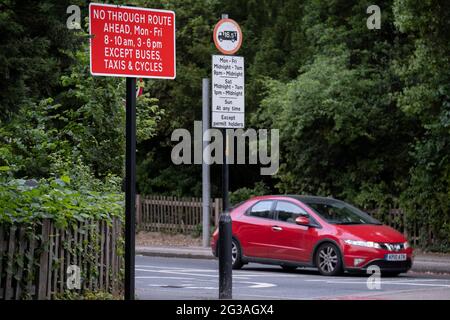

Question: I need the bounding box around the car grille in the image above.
[379,243,405,251]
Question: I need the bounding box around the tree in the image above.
[393,0,450,248]
[0,0,80,119]
[1,26,163,186]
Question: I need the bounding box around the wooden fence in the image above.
[0,218,123,300]
[136,195,223,234]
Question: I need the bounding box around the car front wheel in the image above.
[315,243,343,276]
[231,239,243,270]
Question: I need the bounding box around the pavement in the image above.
[136,245,450,274]
[135,256,450,300]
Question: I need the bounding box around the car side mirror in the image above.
[295,216,310,226]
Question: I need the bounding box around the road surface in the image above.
[135,255,450,300]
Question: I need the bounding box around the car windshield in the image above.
[302,198,381,225]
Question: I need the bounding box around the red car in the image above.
[211,195,413,276]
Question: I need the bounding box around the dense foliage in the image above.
[0,177,123,226]
[0,176,124,299]
[0,0,162,187]
[0,0,449,249]
[140,0,450,249]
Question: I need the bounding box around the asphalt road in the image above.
[135,255,450,300]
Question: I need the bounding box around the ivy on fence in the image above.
[0,178,124,299]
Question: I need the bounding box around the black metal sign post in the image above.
[219,128,232,299]
[125,77,137,300]
[213,12,243,300]
[221,129,230,211]
[89,4,176,301]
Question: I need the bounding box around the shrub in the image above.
[229,181,271,206]
[0,177,123,228]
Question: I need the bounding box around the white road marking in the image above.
[136,265,214,271]
[136,263,450,293]
[135,276,193,280]
[235,271,305,277]
[245,282,276,288]
[136,267,277,289]
[304,278,450,287]
[136,264,304,277]
[137,268,251,279]
[135,258,450,300]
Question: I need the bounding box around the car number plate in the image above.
[385,253,407,261]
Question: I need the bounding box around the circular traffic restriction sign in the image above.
[213,18,242,55]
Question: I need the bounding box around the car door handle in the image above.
[272,226,283,231]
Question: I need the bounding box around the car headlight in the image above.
[344,239,381,249]
[404,241,410,249]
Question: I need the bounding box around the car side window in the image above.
[248,201,274,219]
[275,201,308,224]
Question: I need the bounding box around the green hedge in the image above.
[0,177,124,227]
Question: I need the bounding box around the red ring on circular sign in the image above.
[213,18,243,55]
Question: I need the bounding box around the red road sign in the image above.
[89,3,175,79]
